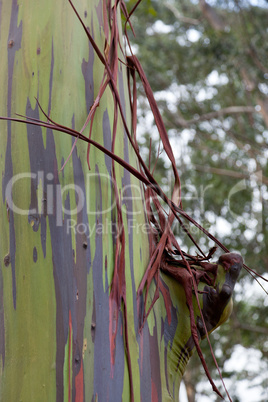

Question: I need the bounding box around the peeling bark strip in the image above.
[0,1,267,402]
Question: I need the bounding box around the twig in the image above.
[164,2,199,25]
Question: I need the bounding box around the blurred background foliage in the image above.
[124,0,268,400]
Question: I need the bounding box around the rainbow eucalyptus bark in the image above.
[0,1,242,401]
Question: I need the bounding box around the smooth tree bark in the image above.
[0,1,242,401]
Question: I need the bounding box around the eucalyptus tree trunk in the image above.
[0,1,242,402]
[0,1,146,400]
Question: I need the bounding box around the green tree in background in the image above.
[0,1,245,401]
[127,0,268,400]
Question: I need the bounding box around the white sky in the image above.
[179,344,268,401]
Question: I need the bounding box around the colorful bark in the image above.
[0,1,242,401]
[0,0,141,400]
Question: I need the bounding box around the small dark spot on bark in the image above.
[84,10,87,17]
[37,47,41,55]
[76,290,79,300]
[4,254,10,267]
[42,196,47,216]
[32,72,34,76]
[83,242,88,249]
[75,354,80,364]
[91,322,96,342]
[33,247,38,263]
[8,40,14,48]
[28,215,40,232]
